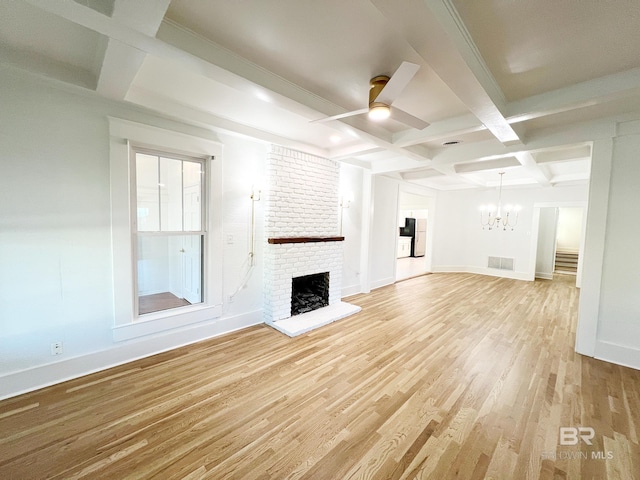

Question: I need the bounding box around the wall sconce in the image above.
[251,185,261,202]
[340,191,354,209]
[339,191,354,235]
[249,185,261,266]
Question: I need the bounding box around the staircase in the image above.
[555,250,579,274]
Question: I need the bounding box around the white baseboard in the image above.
[535,272,554,280]
[431,265,468,273]
[594,340,640,371]
[370,276,396,290]
[0,310,263,401]
[341,284,362,298]
[432,266,532,281]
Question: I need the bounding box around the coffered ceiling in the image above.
[3,0,640,190]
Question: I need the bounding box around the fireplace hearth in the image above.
[291,272,329,316]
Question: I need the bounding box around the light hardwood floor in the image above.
[1,273,639,479]
[138,292,191,315]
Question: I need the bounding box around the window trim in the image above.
[108,117,223,342]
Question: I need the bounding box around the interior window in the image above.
[133,150,205,316]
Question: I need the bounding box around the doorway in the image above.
[395,191,433,281]
[534,205,585,286]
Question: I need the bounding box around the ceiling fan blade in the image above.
[310,108,369,123]
[375,61,420,105]
[390,107,430,130]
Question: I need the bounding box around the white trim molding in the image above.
[108,117,224,339]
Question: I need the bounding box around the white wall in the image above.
[399,190,430,225]
[556,207,583,252]
[339,163,365,296]
[535,208,558,279]
[369,175,399,289]
[587,128,640,369]
[0,67,265,399]
[432,185,589,279]
[219,135,266,317]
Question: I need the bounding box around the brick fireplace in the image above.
[263,145,360,336]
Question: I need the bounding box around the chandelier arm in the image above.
[497,172,504,217]
[479,172,519,231]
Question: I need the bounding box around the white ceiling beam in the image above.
[371,0,520,144]
[371,157,434,175]
[392,113,485,148]
[110,0,171,36]
[431,117,617,169]
[401,167,483,191]
[335,157,372,170]
[401,169,444,181]
[0,45,96,89]
[454,157,520,173]
[404,144,434,159]
[95,0,171,100]
[514,152,552,187]
[548,173,590,185]
[410,179,476,191]
[456,172,492,187]
[126,86,331,158]
[436,167,486,187]
[507,68,640,123]
[330,145,384,161]
[309,119,432,163]
[534,145,592,164]
[96,39,146,99]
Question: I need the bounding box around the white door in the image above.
[182,235,202,304]
[181,173,202,304]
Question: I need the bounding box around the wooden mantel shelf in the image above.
[268,236,345,244]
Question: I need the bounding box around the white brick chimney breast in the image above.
[263,145,360,336]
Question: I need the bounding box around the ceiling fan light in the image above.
[368,104,391,121]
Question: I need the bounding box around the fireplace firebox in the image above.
[291,272,330,316]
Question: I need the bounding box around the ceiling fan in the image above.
[313,61,429,130]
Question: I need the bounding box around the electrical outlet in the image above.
[51,342,63,356]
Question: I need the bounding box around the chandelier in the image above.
[480,172,520,230]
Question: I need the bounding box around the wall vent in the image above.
[488,256,514,271]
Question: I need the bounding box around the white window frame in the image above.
[108,117,223,341]
[131,147,207,316]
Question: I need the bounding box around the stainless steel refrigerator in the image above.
[414,218,427,257]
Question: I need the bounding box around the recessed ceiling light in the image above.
[442,140,462,146]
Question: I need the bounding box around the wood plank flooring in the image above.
[139,292,191,315]
[1,273,639,479]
